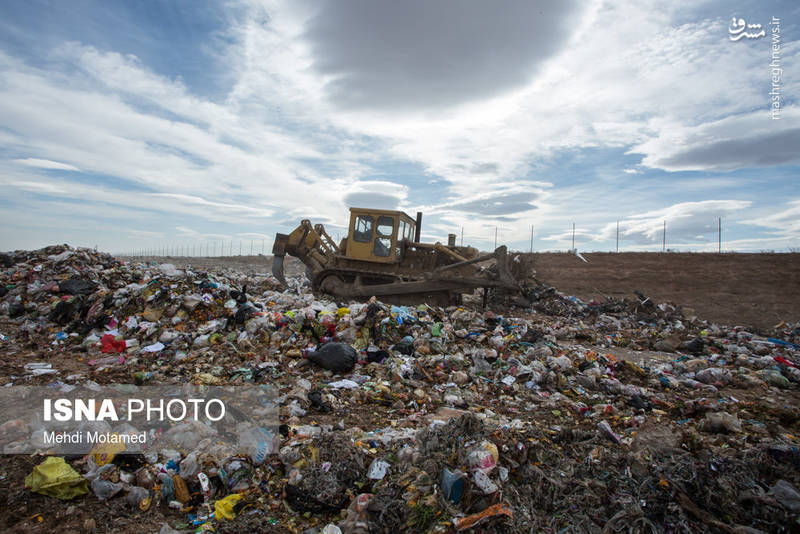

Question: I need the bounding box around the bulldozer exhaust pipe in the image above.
[415,212,422,242]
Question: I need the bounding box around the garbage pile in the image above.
[1,245,799,533]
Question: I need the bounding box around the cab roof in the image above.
[349,207,416,224]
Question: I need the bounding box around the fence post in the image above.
[530,225,534,253]
[571,223,575,251]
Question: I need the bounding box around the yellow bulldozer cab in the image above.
[345,207,416,263]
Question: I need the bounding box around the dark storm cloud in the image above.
[344,191,402,209]
[445,190,538,217]
[658,128,800,170]
[304,0,580,109]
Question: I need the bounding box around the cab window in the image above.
[353,215,373,242]
[398,221,407,241]
[374,238,391,257]
[376,216,394,237]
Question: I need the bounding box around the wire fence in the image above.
[120,239,269,257]
[114,218,796,257]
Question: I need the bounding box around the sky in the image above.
[0,0,798,254]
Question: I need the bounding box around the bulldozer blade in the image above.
[272,255,287,285]
[492,245,519,288]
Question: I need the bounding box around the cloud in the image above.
[8,181,67,194]
[293,7,800,212]
[540,228,597,244]
[236,232,271,239]
[149,194,274,218]
[127,229,165,239]
[343,192,402,210]
[304,0,581,109]
[633,108,800,172]
[177,226,271,243]
[341,180,408,211]
[13,158,80,171]
[441,190,540,217]
[175,226,200,238]
[659,128,800,170]
[220,2,800,228]
[0,45,367,231]
[744,199,800,237]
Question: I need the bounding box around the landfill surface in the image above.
[1,244,799,534]
[531,252,800,330]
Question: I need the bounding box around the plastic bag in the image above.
[307,342,358,372]
[214,493,243,520]
[25,457,89,500]
[91,477,123,500]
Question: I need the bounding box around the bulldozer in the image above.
[272,207,527,306]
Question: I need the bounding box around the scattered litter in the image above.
[1,245,798,532]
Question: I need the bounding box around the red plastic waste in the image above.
[100,334,126,353]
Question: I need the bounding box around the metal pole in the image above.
[460,226,463,247]
[616,221,619,253]
[239,241,242,256]
[718,217,721,253]
[494,227,497,249]
[662,220,666,252]
[530,225,534,253]
[571,223,575,251]
[230,240,233,256]
[262,239,265,254]
[250,240,253,255]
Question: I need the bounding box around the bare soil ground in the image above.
[525,252,800,330]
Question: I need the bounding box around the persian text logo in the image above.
[728,17,765,40]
